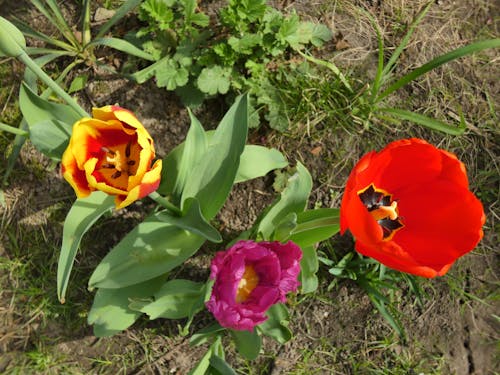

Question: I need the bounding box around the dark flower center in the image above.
[358,184,404,240]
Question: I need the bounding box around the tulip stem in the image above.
[17,51,89,118]
[149,192,182,216]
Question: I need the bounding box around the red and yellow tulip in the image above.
[61,106,162,209]
[340,138,485,278]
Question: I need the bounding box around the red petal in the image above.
[393,180,485,269]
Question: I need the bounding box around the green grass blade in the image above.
[25,47,73,56]
[381,2,433,81]
[96,0,143,39]
[39,0,80,46]
[378,107,466,135]
[379,38,500,100]
[297,50,352,92]
[90,37,155,61]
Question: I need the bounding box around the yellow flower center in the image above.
[235,265,259,303]
[358,184,404,240]
[98,142,140,190]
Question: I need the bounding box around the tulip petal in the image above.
[61,147,92,198]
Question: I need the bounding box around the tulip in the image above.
[206,240,302,331]
[61,106,162,209]
[340,138,485,278]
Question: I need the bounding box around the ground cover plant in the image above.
[0,0,499,374]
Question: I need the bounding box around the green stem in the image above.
[17,51,88,118]
[148,191,182,216]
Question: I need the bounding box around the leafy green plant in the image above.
[130,0,333,129]
[319,249,424,340]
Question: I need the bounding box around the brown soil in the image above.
[1,0,499,374]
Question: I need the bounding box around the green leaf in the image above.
[58,192,115,303]
[0,16,26,57]
[379,38,500,100]
[197,66,232,95]
[129,279,205,319]
[88,214,205,289]
[377,107,466,135]
[156,198,222,243]
[19,82,81,160]
[209,355,237,375]
[272,212,298,243]
[0,121,29,136]
[188,337,224,375]
[68,74,88,93]
[235,145,288,183]
[299,246,319,294]
[181,95,248,220]
[156,58,189,90]
[257,304,292,344]
[88,276,165,337]
[230,329,261,360]
[257,162,312,240]
[289,208,340,248]
[90,37,155,61]
[190,323,225,347]
[160,109,208,202]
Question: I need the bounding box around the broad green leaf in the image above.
[90,37,155,61]
[190,323,225,347]
[157,198,222,243]
[58,192,115,303]
[156,58,189,90]
[129,279,205,319]
[209,355,237,375]
[272,212,298,243]
[188,337,223,375]
[160,110,208,202]
[235,145,287,183]
[88,214,205,289]
[0,16,26,57]
[257,162,312,240]
[258,304,292,344]
[181,95,248,220]
[289,208,340,248]
[299,246,319,294]
[68,74,88,93]
[377,107,466,135]
[19,82,80,160]
[88,276,165,337]
[379,38,500,100]
[197,66,231,95]
[230,328,261,360]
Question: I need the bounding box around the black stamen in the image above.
[111,171,122,179]
[100,163,115,169]
[125,142,131,157]
[127,160,136,166]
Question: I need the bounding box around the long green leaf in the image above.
[257,304,292,344]
[81,0,91,46]
[289,208,340,248]
[90,37,155,61]
[57,192,115,303]
[88,214,205,289]
[381,2,433,82]
[299,245,319,294]
[209,355,237,375]
[96,0,143,38]
[129,279,205,319]
[12,18,75,51]
[88,276,165,337]
[230,329,261,360]
[379,39,500,100]
[235,145,288,183]
[19,82,81,160]
[156,198,222,243]
[160,110,209,202]
[40,0,79,46]
[257,162,312,240]
[181,94,248,219]
[377,107,466,135]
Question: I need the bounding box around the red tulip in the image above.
[340,138,485,277]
